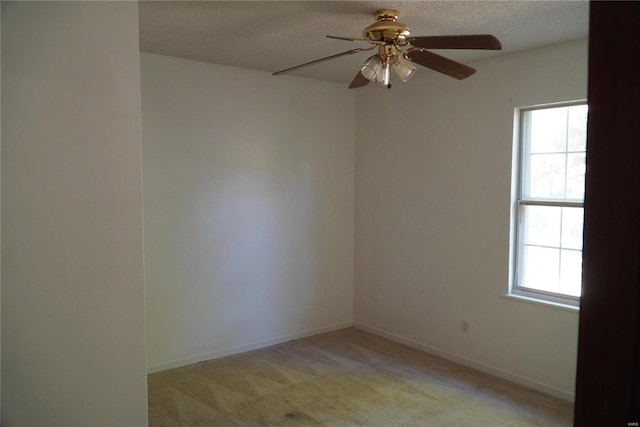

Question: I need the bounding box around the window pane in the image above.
[559,249,582,297]
[523,205,561,247]
[514,103,586,304]
[529,108,568,153]
[566,153,586,199]
[527,153,566,198]
[522,246,559,292]
[561,207,584,250]
[567,105,588,152]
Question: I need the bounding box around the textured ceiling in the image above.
[139,1,589,84]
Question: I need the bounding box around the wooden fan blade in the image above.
[327,35,364,42]
[348,71,370,89]
[409,34,502,50]
[326,35,385,45]
[406,49,476,80]
[273,48,365,76]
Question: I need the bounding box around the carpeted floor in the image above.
[148,327,573,426]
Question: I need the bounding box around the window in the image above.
[511,102,588,307]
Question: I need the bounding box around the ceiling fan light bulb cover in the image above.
[360,55,383,82]
[377,64,391,86]
[393,56,417,82]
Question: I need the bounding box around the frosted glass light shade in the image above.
[360,55,383,82]
[393,56,417,82]
[377,64,391,86]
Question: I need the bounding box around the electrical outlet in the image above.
[462,319,469,333]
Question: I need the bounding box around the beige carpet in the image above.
[148,327,573,426]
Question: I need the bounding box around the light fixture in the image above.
[393,55,417,82]
[360,48,416,88]
[378,62,391,86]
[360,55,383,82]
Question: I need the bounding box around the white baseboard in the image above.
[147,321,353,374]
[353,322,575,402]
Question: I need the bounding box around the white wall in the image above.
[141,53,355,371]
[1,2,147,425]
[354,40,587,400]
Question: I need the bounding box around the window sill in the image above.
[502,293,580,312]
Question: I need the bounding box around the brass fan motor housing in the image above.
[363,9,411,43]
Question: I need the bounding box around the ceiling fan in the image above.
[273,9,502,89]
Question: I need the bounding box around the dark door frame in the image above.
[574,2,640,425]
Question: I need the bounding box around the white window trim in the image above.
[508,100,587,309]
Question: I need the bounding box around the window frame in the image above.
[510,100,587,308]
